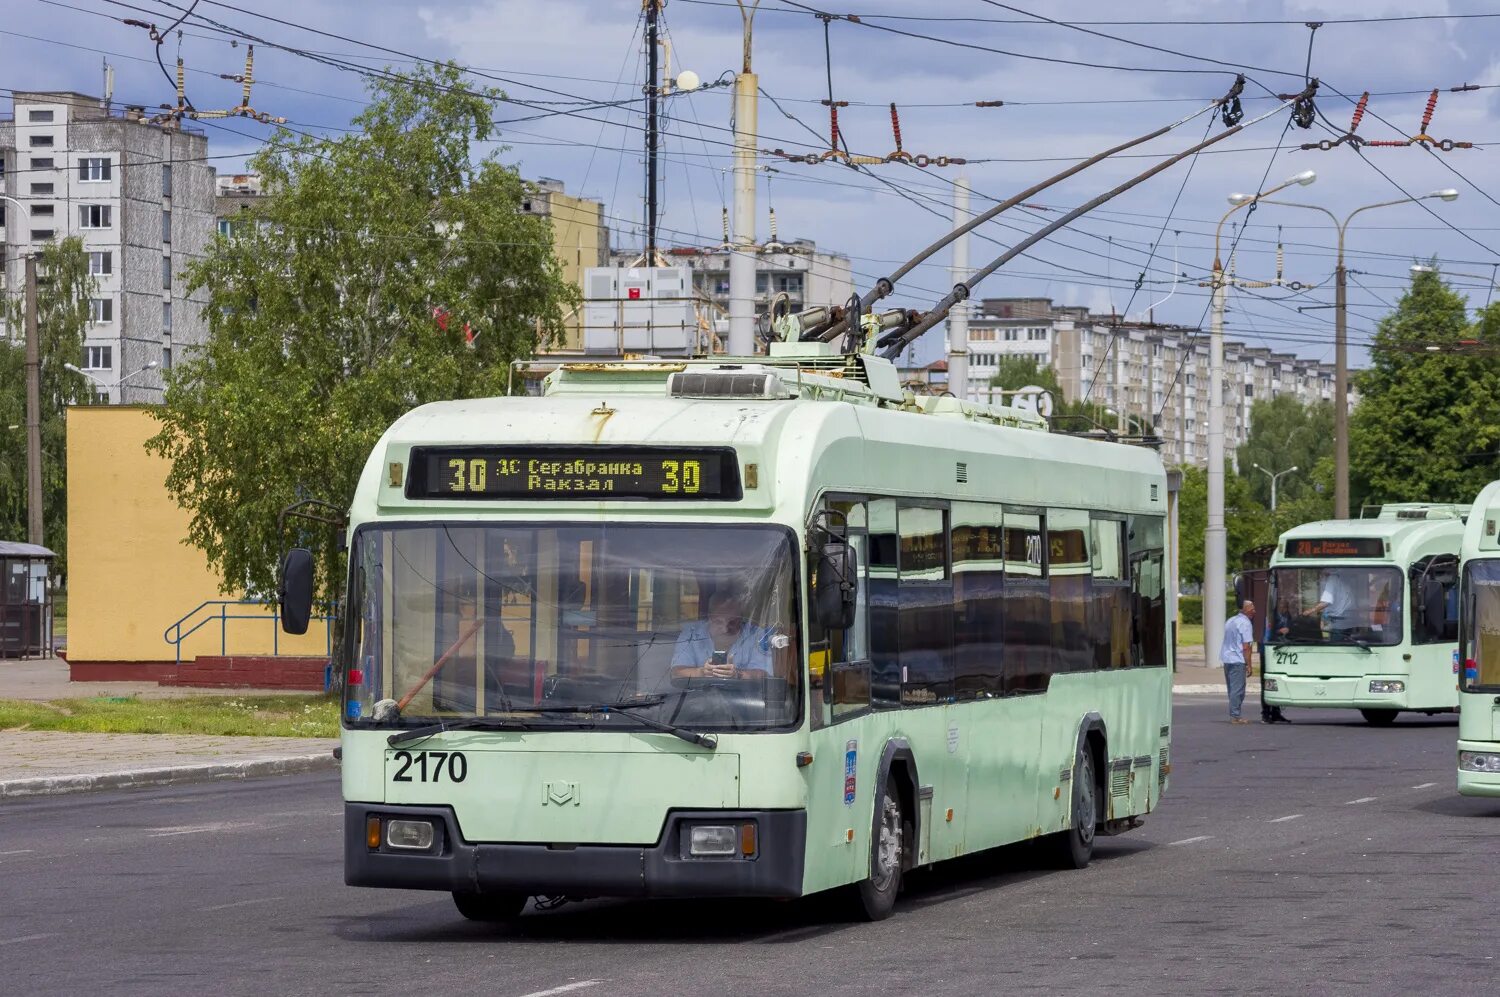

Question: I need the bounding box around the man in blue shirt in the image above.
[671,590,772,681]
[1221,599,1256,724]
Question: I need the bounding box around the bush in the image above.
[1178,595,1236,625]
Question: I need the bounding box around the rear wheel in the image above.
[851,778,904,921]
[1052,746,1098,869]
[452,891,528,922]
[1360,708,1398,727]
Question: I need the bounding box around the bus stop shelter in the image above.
[0,541,57,659]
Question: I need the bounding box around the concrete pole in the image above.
[728,70,758,356]
[24,254,43,546]
[1204,267,1227,661]
[946,176,971,401]
[1333,259,1349,518]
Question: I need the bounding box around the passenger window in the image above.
[1049,509,1092,674]
[1003,508,1050,692]
[810,498,871,727]
[1412,554,1459,645]
[898,504,953,704]
[1128,515,1168,667]
[952,501,1005,699]
[1091,517,1132,669]
[867,499,901,709]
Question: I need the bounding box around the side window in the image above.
[898,504,953,705]
[953,501,1005,699]
[1003,507,1049,692]
[868,499,900,709]
[1091,517,1131,669]
[1128,515,1168,667]
[1413,555,1459,645]
[1049,508,1092,674]
[812,498,871,727]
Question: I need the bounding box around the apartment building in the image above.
[1,92,214,404]
[955,297,1339,467]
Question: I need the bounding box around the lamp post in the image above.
[1238,190,1460,519]
[64,361,160,400]
[1252,463,1300,512]
[1205,169,1316,661]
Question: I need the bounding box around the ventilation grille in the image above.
[1158,747,1170,789]
[667,368,790,399]
[1111,767,1131,799]
[956,462,968,484]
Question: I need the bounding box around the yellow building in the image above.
[65,406,331,685]
[522,178,607,352]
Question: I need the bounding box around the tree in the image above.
[989,356,1113,428]
[1237,395,1333,509]
[1349,268,1500,506]
[1176,461,1275,589]
[0,238,92,566]
[147,63,578,604]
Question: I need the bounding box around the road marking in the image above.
[516,983,602,997]
[1268,814,1303,823]
[1412,782,1438,790]
[0,934,58,947]
[1345,797,1377,805]
[148,821,256,837]
[0,849,34,856]
[1168,835,1212,846]
[197,897,284,912]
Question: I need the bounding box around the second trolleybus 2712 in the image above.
[279,343,1174,922]
[1263,504,1465,726]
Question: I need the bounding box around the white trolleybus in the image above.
[1263,505,1465,725]
[279,345,1174,922]
[1458,481,1500,795]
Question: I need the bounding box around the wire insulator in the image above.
[829,104,840,150]
[1421,89,1439,131]
[1349,91,1368,132]
[889,103,904,154]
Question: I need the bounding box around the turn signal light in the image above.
[366,816,381,850]
[740,823,757,857]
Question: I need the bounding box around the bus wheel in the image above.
[1052,747,1097,870]
[852,779,904,921]
[1360,709,1399,727]
[452,891,528,922]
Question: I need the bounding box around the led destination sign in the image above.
[407,447,741,500]
[1283,537,1385,559]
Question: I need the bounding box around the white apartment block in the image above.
[1,92,214,404]
[953,297,1339,468]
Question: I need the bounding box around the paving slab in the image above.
[0,731,338,800]
[0,658,318,701]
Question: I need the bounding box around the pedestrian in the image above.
[1221,599,1255,724]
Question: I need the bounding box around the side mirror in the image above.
[814,541,857,631]
[280,547,315,635]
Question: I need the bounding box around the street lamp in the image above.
[64,361,161,398]
[1203,169,1316,661]
[1252,463,1300,512]
[1241,189,1459,520]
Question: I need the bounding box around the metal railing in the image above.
[163,599,333,664]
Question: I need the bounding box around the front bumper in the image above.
[1263,673,1408,710]
[345,803,807,899]
[1457,741,1500,798]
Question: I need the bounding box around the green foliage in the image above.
[1237,395,1333,508]
[1177,595,1237,626]
[0,238,93,566]
[147,63,578,603]
[1350,268,1500,505]
[988,356,1117,429]
[1176,462,1276,589]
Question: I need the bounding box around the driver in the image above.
[670,590,772,681]
[1304,568,1355,635]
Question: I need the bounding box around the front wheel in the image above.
[1051,746,1098,869]
[1360,708,1398,727]
[850,778,905,921]
[452,891,528,922]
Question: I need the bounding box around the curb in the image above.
[0,752,338,801]
[1175,684,1262,696]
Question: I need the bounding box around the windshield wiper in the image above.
[1341,637,1375,653]
[387,717,534,747]
[528,698,719,750]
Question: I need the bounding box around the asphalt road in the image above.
[4,699,1497,996]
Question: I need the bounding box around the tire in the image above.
[851,778,905,921]
[452,891,528,922]
[1052,746,1098,869]
[1360,708,1399,727]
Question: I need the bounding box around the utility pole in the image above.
[1205,268,1227,659]
[728,0,759,356]
[644,0,662,265]
[24,254,43,546]
[1333,260,1348,518]
[946,176,971,401]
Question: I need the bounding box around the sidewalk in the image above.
[1172,644,1261,695]
[1,657,318,701]
[0,731,338,800]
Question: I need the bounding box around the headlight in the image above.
[1460,751,1500,773]
[386,818,436,850]
[688,825,738,856]
[1369,680,1406,694]
[1263,678,1279,692]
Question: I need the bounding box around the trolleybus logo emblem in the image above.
[544,781,580,806]
[843,740,857,806]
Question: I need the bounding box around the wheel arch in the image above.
[1074,712,1109,822]
[873,737,920,871]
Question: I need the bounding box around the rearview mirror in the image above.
[280,547,315,635]
[814,541,857,631]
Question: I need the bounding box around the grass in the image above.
[53,594,66,638]
[0,694,339,738]
[1178,623,1205,648]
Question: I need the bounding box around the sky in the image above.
[8,0,1500,369]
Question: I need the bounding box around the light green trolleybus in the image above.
[280,345,1173,921]
[1458,481,1500,796]
[1263,505,1465,725]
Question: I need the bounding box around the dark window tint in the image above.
[953,502,1004,698]
[898,505,952,704]
[1003,508,1050,692]
[1049,509,1092,674]
[1411,554,1459,645]
[867,499,900,708]
[1128,515,1168,666]
[1090,517,1132,669]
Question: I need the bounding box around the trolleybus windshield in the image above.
[1268,565,1404,647]
[342,523,801,731]
[1462,559,1500,690]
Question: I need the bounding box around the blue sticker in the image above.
[1454,650,1461,675]
[346,700,363,719]
[843,739,857,806]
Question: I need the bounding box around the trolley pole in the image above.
[24,253,43,546]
